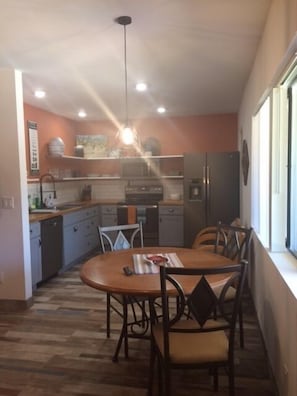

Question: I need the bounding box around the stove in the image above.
[118,184,163,205]
[117,185,163,246]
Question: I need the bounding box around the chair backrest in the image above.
[98,223,144,253]
[192,226,225,252]
[192,226,217,248]
[214,222,253,262]
[157,261,248,361]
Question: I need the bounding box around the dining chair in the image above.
[148,261,248,396]
[214,222,253,348]
[192,225,223,252]
[98,222,147,362]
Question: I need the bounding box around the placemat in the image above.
[133,253,183,274]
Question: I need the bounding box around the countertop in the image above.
[29,199,184,222]
[29,200,117,222]
[159,200,184,206]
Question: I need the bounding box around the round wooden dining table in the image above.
[80,247,233,297]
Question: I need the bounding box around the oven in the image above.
[117,185,163,246]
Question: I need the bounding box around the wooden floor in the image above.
[0,263,277,396]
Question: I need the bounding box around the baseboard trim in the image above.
[0,297,33,312]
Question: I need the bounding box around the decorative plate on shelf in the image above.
[142,137,161,156]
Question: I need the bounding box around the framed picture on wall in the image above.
[28,120,40,175]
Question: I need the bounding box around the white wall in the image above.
[0,69,32,302]
[238,0,297,395]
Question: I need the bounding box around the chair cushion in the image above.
[153,320,229,364]
[212,284,236,301]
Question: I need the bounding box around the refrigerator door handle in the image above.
[203,166,206,201]
[203,166,206,185]
[206,166,210,215]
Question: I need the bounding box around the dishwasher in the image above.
[40,216,63,281]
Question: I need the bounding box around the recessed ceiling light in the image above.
[136,82,147,92]
[157,106,166,114]
[34,90,46,98]
[78,110,87,118]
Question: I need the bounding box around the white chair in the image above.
[98,223,147,361]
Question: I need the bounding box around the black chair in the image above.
[214,222,253,347]
[98,223,148,361]
[148,261,248,396]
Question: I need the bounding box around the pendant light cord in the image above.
[124,23,129,127]
[116,15,132,136]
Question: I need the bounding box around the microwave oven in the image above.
[121,158,160,178]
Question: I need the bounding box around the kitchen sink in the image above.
[30,203,82,213]
[30,208,60,214]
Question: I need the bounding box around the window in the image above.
[252,56,297,256]
[287,78,297,256]
[251,97,270,248]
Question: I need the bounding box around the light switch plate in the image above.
[1,196,14,209]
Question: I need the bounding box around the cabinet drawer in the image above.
[30,222,40,239]
[100,205,117,215]
[82,206,99,218]
[159,205,184,215]
[63,206,99,226]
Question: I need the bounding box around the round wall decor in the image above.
[242,139,249,186]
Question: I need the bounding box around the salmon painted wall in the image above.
[76,113,238,155]
[24,103,237,177]
[24,104,77,178]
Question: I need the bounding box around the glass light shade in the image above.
[119,126,136,145]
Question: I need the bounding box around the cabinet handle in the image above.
[39,239,42,247]
[168,209,174,213]
[73,226,78,232]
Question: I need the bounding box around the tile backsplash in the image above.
[27,178,183,207]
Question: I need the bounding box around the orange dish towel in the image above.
[127,206,137,224]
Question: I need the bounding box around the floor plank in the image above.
[0,263,277,396]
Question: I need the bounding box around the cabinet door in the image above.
[159,206,184,247]
[80,216,99,256]
[63,222,84,268]
[85,214,100,252]
[100,205,117,225]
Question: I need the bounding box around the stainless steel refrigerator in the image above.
[183,151,239,247]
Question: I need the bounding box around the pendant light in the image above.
[116,15,137,145]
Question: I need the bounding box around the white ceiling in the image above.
[0,0,271,121]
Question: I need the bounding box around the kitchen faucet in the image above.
[39,173,57,208]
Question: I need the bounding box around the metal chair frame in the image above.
[148,261,248,396]
[214,222,253,348]
[98,223,147,361]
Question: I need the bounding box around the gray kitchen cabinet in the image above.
[159,205,184,247]
[98,205,118,251]
[29,221,42,289]
[100,205,118,226]
[63,206,100,269]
